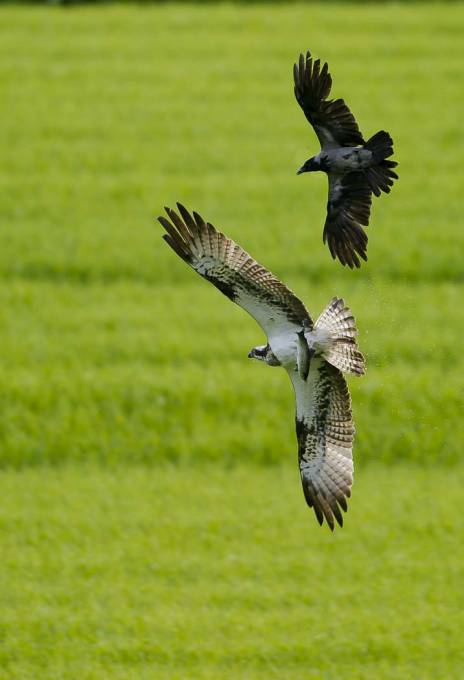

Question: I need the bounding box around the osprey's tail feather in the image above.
[364,130,398,197]
[315,297,365,376]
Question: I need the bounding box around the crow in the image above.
[294,50,398,268]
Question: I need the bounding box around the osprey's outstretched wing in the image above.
[294,50,365,150]
[158,204,313,338]
[323,173,372,269]
[290,358,354,530]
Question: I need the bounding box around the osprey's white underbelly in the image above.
[268,332,298,369]
[269,326,333,371]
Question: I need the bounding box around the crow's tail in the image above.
[364,130,398,197]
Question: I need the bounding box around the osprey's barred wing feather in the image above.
[158,204,313,337]
[314,297,365,376]
[291,359,354,530]
[294,51,365,149]
[323,173,372,269]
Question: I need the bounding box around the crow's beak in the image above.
[296,166,305,175]
[248,350,254,358]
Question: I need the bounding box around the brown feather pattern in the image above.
[297,362,354,531]
[158,204,313,331]
[315,297,366,376]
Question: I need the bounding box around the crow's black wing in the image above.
[323,173,372,268]
[294,51,365,150]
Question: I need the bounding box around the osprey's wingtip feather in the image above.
[162,234,190,263]
[166,206,194,242]
[158,209,193,263]
[176,203,197,233]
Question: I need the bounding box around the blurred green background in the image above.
[1,3,463,678]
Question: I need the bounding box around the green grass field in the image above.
[1,3,463,678]
[1,463,464,679]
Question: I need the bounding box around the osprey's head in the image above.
[297,157,320,174]
[248,344,281,366]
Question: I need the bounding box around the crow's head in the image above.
[297,157,320,174]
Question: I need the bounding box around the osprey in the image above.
[158,203,365,530]
[294,50,398,268]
